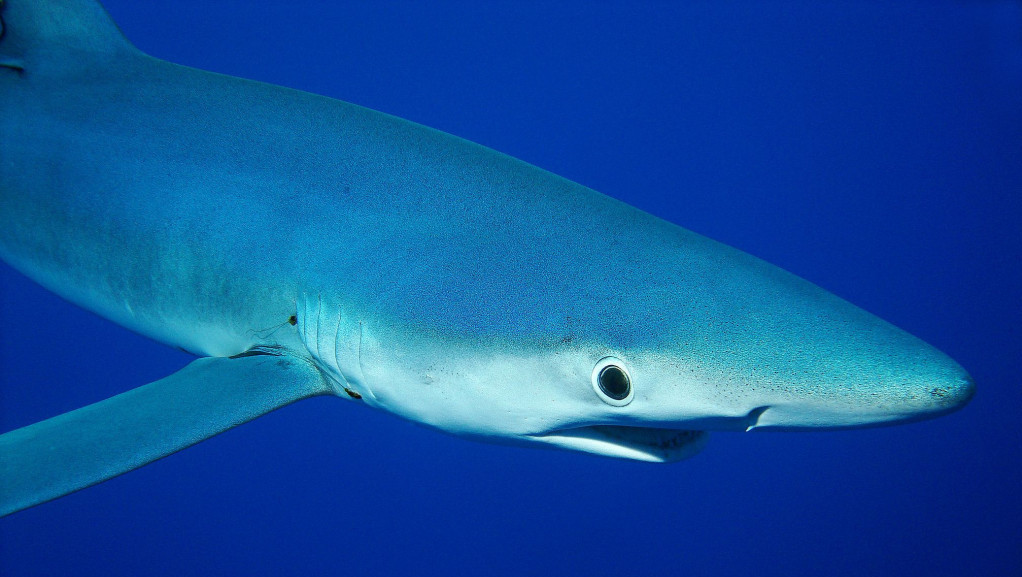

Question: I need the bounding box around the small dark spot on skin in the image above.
[931,387,950,399]
[344,388,362,400]
[561,335,573,344]
[288,315,297,326]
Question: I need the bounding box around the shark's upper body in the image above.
[0,0,972,515]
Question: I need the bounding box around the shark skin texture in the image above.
[0,0,974,516]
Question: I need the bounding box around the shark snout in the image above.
[930,371,977,410]
[742,352,976,431]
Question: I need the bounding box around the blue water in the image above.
[2,2,1020,575]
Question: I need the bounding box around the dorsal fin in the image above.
[0,0,138,74]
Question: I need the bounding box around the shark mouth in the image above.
[532,425,709,463]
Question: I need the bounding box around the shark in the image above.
[0,0,974,517]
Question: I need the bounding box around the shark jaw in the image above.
[531,425,710,463]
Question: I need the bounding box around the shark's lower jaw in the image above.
[531,426,710,463]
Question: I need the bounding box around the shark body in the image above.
[0,0,973,516]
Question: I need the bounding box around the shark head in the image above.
[302,167,974,463]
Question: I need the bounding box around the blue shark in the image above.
[0,0,974,517]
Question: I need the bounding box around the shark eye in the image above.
[592,357,633,406]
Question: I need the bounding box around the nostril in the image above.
[744,406,770,432]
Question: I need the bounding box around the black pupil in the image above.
[598,366,630,400]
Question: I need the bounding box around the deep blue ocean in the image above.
[2,2,1020,575]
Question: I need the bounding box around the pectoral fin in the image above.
[0,352,331,517]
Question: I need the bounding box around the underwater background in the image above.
[1,1,1019,575]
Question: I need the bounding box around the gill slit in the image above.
[358,320,372,401]
[315,293,324,363]
[301,296,309,356]
[358,321,364,376]
[301,296,311,357]
[334,308,351,388]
